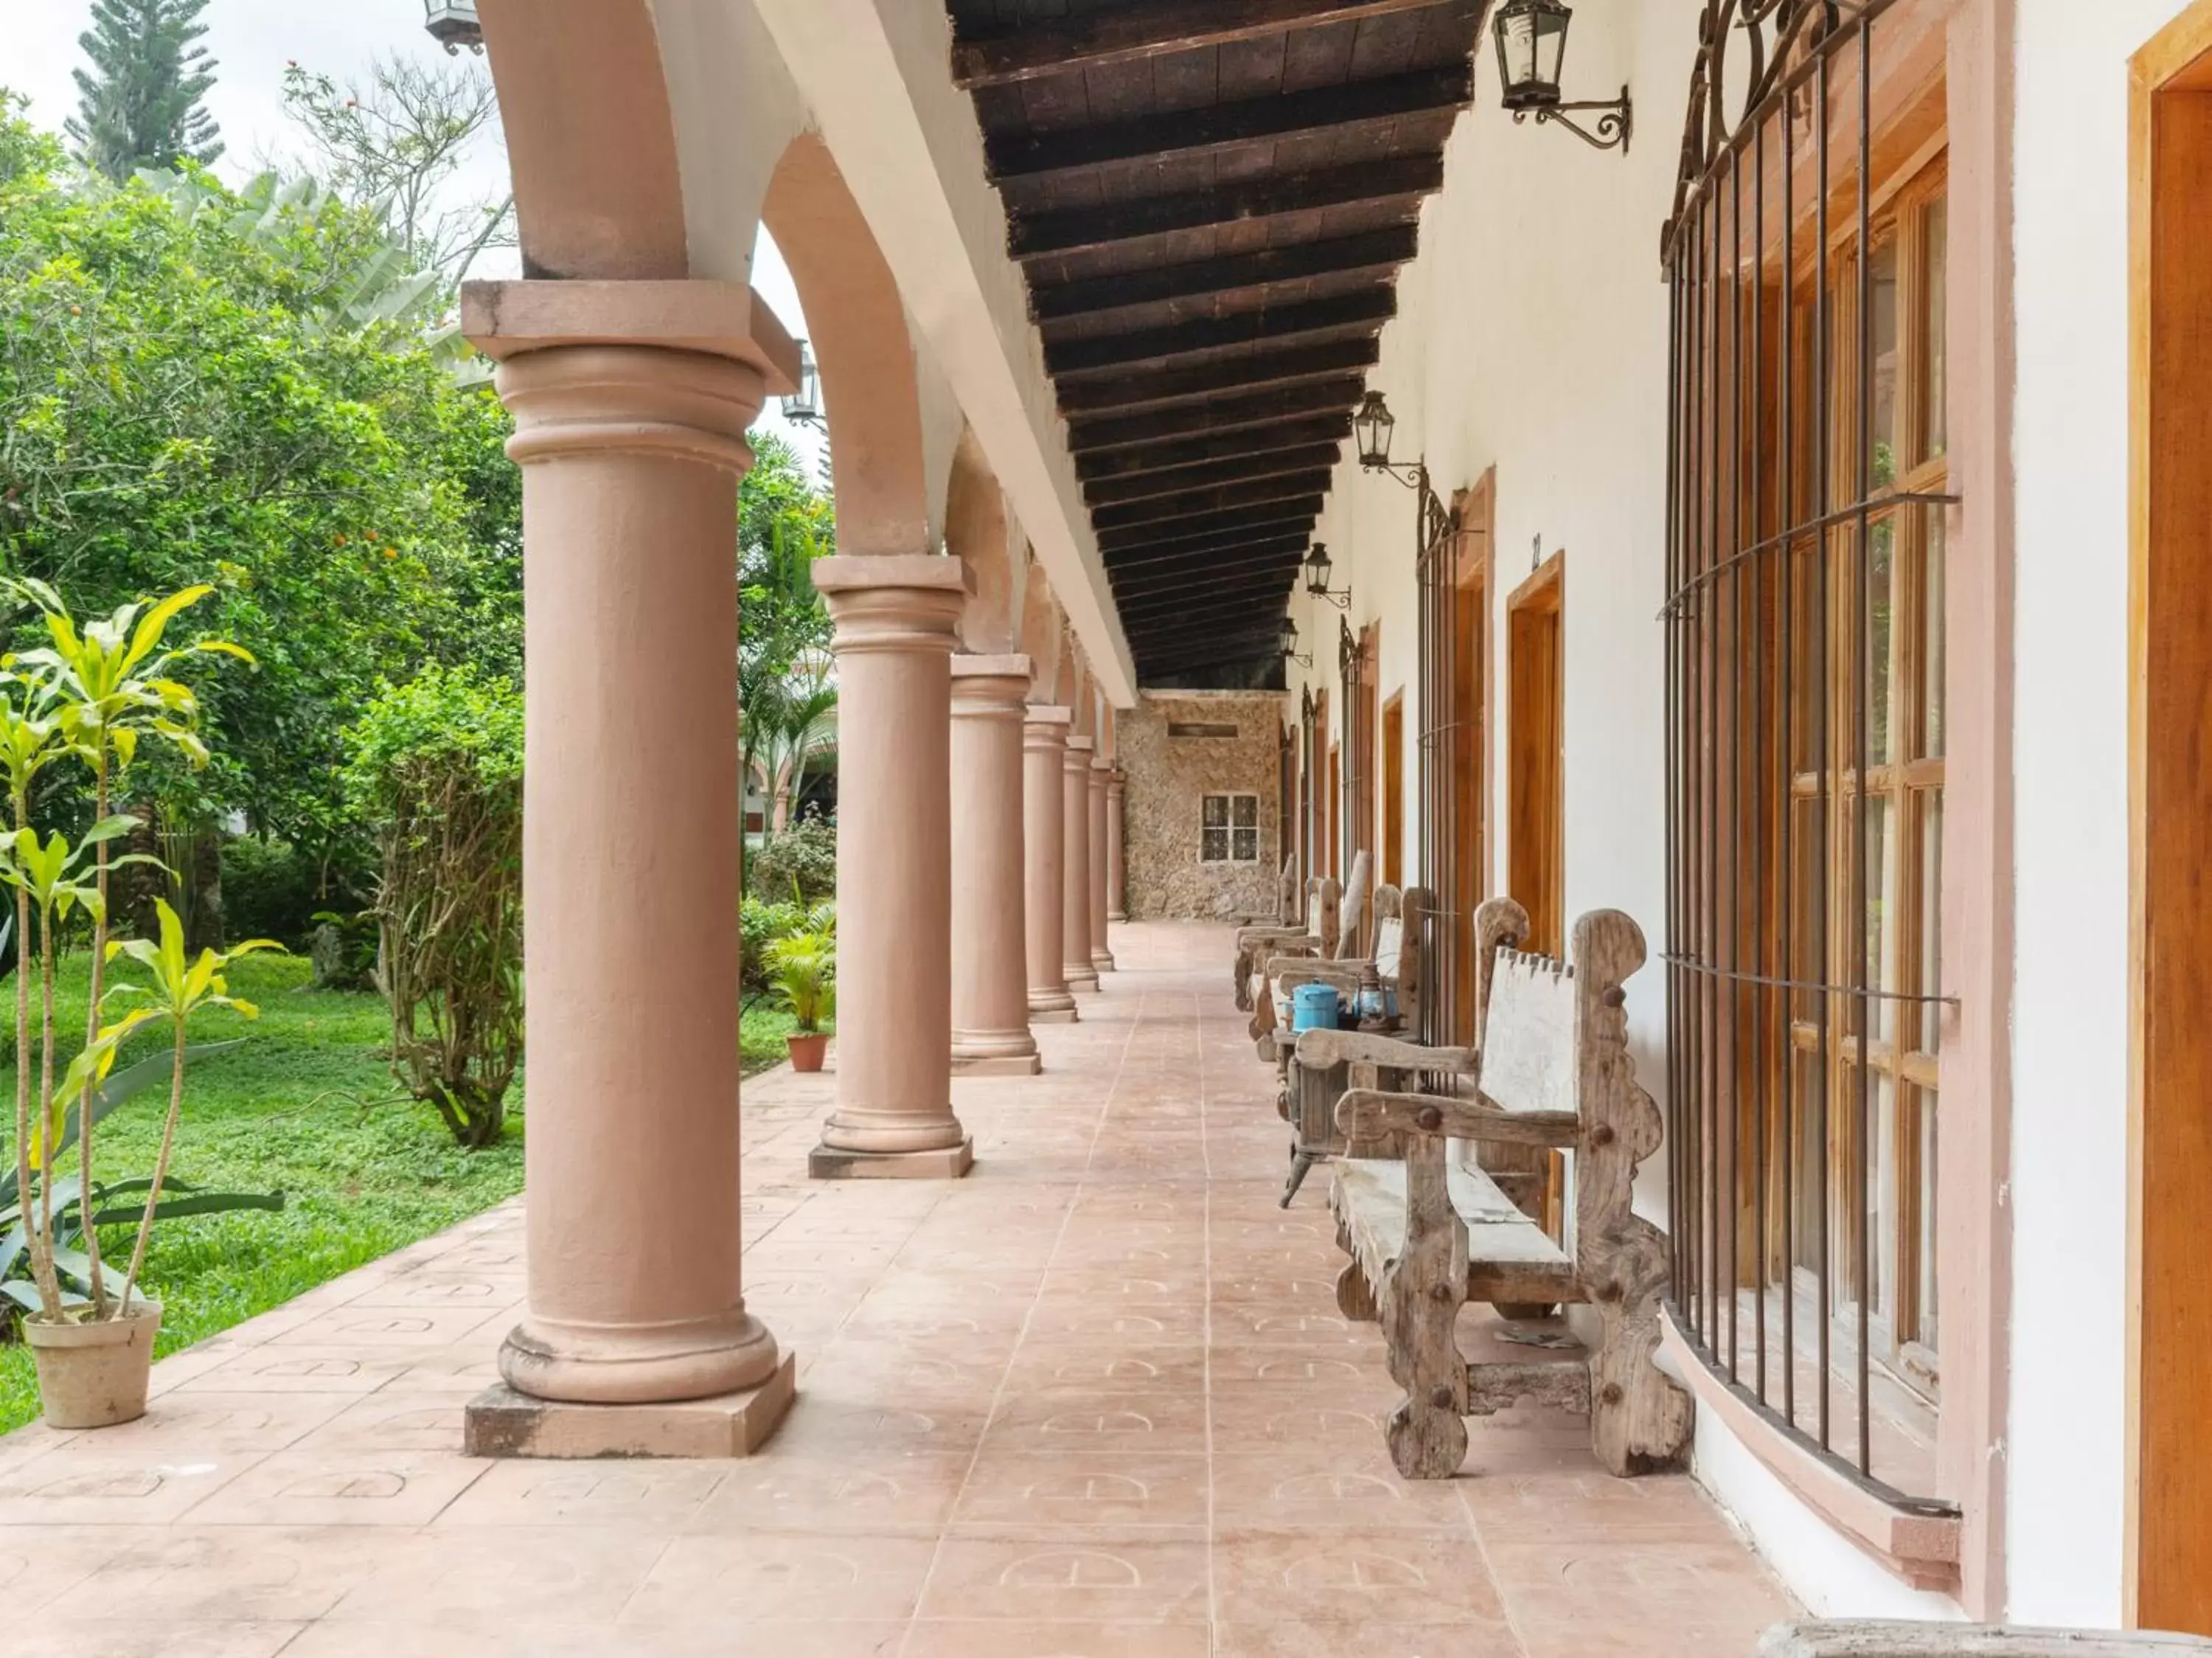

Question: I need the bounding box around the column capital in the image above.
[1091,754,1116,775]
[496,344,767,474]
[1024,704,1074,750]
[463,278,801,389]
[1107,771,1127,797]
[951,655,1032,721]
[815,555,970,656]
[1064,735,1096,771]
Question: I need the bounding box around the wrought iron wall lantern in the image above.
[1354,390,1438,501]
[1303,544,1352,611]
[1493,0,1631,154]
[1279,614,1312,670]
[782,340,824,427]
[423,1,485,54]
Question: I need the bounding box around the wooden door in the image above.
[1382,692,1405,887]
[1450,496,1491,1044]
[1354,623,1380,870]
[1508,553,1565,957]
[2131,12,2212,1631]
[1327,743,1341,881]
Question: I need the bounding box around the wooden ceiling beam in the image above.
[951,0,1457,89]
[1059,339,1377,417]
[1077,414,1352,484]
[1131,622,1290,666]
[1067,378,1368,454]
[1103,530,1315,573]
[1116,574,1303,618]
[1110,544,1310,586]
[1048,289,1395,378]
[1093,471,1335,533]
[987,63,1475,182]
[1012,156,1441,262]
[1034,226,1419,325]
[1099,505,1320,557]
[1085,443,1343,509]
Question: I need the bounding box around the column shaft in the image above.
[496,344,779,1409]
[1062,738,1100,992]
[1107,772,1129,923]
[812,555,973,1179]
[1088,756,1116,974]
[951,657,1040,1075]
[1024,708,1079,1021]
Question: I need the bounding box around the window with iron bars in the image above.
[1663,0,1955,1507]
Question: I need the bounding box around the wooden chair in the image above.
[1248,851,1370,1041]
[1269,885,1430,1207]
[1306,895,1692,1480]
[1233,874,1338,1013]
[1761,1626,2212,1656]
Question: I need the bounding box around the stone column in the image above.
[474,334,790,1454]
[810,555,973,1179]
[1062,737,1100,992]
[1023,707,1079,1023]
[951,656,1040,1075]
[1107,769,1129,923]
[1088,755,1116,974]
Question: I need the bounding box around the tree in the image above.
[738,433,836,841]
[0,105,522,878]
[66,0,223,182]
[280,56,515,298]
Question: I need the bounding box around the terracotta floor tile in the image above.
[69,1525,407,1621]
[0,1448,262,1523]
[323,1527,672,1626]
[4,1621,305,1657]
[980,1389,1211,1458]
[1214,1621,1527,1657]
[432,1458,726,1530]
[1483,1540,1798,1637]
[623,1531,939,1624]
[1209,1451,1473,1535]
[689,1449,970,1535]
[181,1448,487,1525]
[1212,1532,1512,1626]
[917,1535,1211,1623]
[1460,1471,1742,1544]
[902,1619,1211,1657]
[0,1522,139,1614]
[952,1448,1211,1533]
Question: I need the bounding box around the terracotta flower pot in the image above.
[25,1300,163,1429]
[787,1032,830,1073]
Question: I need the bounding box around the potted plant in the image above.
[0,584,263,1429]
[765,925,835,1073]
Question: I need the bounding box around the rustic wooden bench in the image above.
[1307,896,1692,1480]
[1269,885,1431,1207]
[1233,874,1338,1013]
[1248,850,1371,1041]
[1761,1626,2212,1656]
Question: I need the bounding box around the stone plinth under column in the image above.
[1025,706,1079,1023]
[952,655,1041,1078]
[810,554,973,1180]
[466,1353,796,1459]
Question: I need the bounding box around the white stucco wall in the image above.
[2006,0,2196,1629]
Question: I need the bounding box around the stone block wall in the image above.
[1119,690,1287,920]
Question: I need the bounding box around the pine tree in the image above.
[66,0,224,182]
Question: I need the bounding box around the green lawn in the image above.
[740,1000,820,1076]
[0,948,526,1435]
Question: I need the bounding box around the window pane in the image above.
[1924,199,1948,462]
[1923,512,1946,759]
[1864,791,1896,1045]
[1868,516,1896,767]
[1234,827,1259,862]
[1203,796,1228,828]
[1234,796,1259,828]
[1920,793,1944,1059]
[1202,827,1228,863]
[1916,1084,1939,1351]
[1870,237,1899,490]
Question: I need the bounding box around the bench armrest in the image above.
[1336,1088,1578,1150]
[1237,923,1312,948]
[1295,1030,1473,1074]
[1760,1625,2212,1657]
[1271,958,1357,988]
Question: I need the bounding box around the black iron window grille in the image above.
[1662,0,1957,1508]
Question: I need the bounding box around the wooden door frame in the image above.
[1382,689,1406,888]
[2129,4,2212,1631]
[1449,475,1496,1045]
[1507,549,1567,958]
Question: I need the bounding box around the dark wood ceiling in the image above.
[945,0,1487,687]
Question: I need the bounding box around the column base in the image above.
[954,1052,1043,1077]
[810,1137,975,1180]
[1108,910,1129,923]
[465,1353,795,1460]
[1030,1005,1080,1024]
[1090,950,1116,974]
[1067,966,1102,993]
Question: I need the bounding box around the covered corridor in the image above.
[0,924,1791,1656]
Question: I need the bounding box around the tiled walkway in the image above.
[0,922,1794,1655]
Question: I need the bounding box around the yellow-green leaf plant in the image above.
[0,679,69,1319]
[8,580,251,1314]
[86,900,281,1312]
[0,814,152,1320]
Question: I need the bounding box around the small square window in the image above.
[1201,794,1261,863]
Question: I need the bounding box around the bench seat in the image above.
[1333,1157,1587,1313]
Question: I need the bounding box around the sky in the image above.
[0,0,827,470]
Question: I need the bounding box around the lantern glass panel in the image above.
[1495,0,1570,110]
[1354,394,1396,468]
[1304,545,1334,594]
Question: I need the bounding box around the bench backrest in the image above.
[1277,855,1300,923]
[1337,849,1374,961]
[1371,884,1404,982]
[1478,948,1578,1117]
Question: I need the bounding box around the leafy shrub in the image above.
[344,665,523,1150]
[220,835,367,950]
[763,926,835,1033]
[748,812,836,903]
[741,898,801,996]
